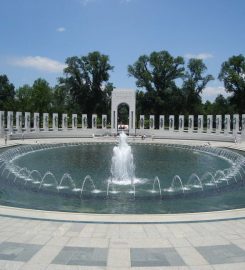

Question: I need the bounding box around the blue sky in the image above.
[0,0,245,101]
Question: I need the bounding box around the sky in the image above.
[0,0,245,102]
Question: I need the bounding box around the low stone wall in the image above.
[7,128,237,142]
[0,111,244,142]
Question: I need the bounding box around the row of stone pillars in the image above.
[1,111,245,137]
[139,114,245,135]
[0,111,108,134]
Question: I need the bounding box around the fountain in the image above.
[110,132,135,185]
[0,133,245,214]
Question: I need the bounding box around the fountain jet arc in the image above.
[110,132,135,185]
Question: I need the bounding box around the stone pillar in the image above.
[159,115,164,130]
[62,114,68,131]
[102,115,107,129]
[169,115,174,132]
[188,115,194,133]
[242,114,245,138]
[140,115,144,130]
[33,113,40,132]
[207,115,213,133]
[129,110,135,134]
[72,114,77,130]
[43,113,49,131]
[52,113,58,131]
[0,111,5,135]
[16,112,22,133]
[111,109,117,133]
[224,114,230,135]
[82,114,87,129]
[92,114,97,129]
[149,115,155,130]
[198,115,203,133]
[232,114,239,135]
[179,115,184,132]
[216,115,222,134]
[25,112,31,132]
[7,111,13,133]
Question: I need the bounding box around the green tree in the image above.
[203,100,213,115]
[0,74,15,111]
[218,54,245,113]
[31,78,53,114]
[128,51,185,118]
[15,84,32,112]
[52,84,71,114]
[59,51,114,119]
[183,58,214,114]
[212,94,232,115]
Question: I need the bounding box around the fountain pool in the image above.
[0,135,245,214]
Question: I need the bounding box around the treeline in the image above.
[0,51,244,122]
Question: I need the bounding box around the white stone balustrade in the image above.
[0,111,244,142]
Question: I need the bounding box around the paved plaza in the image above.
[0,138,245,269]
[0,214,245,269]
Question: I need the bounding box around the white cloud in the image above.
[185,53,214,60]
[202,86,230,102]
[10,56,66,73]
[56,27,66,32]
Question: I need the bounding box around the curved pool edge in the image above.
[1,137,245,223]
[0,205,245,224]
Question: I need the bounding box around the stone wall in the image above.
[0,111,244,142]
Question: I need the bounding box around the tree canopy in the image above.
[59,51,114,116]
[0,75,15,111]
[128,51,185,116]
[182,58,214,114]
[218,54,245,113]
[15,79,53,114]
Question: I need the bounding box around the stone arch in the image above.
[111,89,136,135]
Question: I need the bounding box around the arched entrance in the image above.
[117,103,129,133]
[111,89,136,135]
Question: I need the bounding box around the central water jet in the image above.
[110,132,135,185]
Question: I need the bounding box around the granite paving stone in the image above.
[196,244,245,264]
[130,247,186,267]
[0,242,43,262]
[52,246,108,266]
